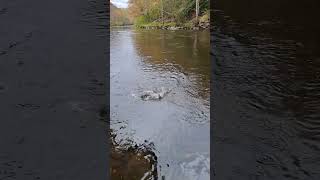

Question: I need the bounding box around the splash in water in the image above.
[140,87,172,101]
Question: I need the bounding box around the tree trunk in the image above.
[195,0,200,25]
[161,0,164,27]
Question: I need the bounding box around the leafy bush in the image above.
[134,15,149,27]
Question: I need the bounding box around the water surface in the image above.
[111,27,210,179]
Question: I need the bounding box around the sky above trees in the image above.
[111,0,129,8]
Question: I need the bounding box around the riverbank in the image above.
[110,130,158,180]
[135,13,210,30]
[111,25,134,28]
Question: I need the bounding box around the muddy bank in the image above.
[110,130,158,180]
[0,0,108,179]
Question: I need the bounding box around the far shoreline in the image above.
[111,24,209,31]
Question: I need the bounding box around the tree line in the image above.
[110,0,209,28]
[110,3,133,26]
[128,0,209,27]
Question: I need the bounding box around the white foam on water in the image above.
[180,153,210,180]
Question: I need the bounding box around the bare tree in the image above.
[161,0,164,26]
[195,0,200,25]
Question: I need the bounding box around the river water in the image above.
[212,8,320,179]
[110,28,210,179]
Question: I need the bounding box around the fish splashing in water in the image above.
[140,87,171,101]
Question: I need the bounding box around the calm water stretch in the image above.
[111,27,210,179]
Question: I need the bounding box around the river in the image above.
[110,28,210,179]
[212,6,320,179]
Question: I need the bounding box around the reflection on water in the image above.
[212,6,320,179]
[111,27,210,179]
[133,30,210,100]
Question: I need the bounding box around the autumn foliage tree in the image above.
[110,3,133,26]
[128,0,209,26]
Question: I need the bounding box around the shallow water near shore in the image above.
[111,27,210,179]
